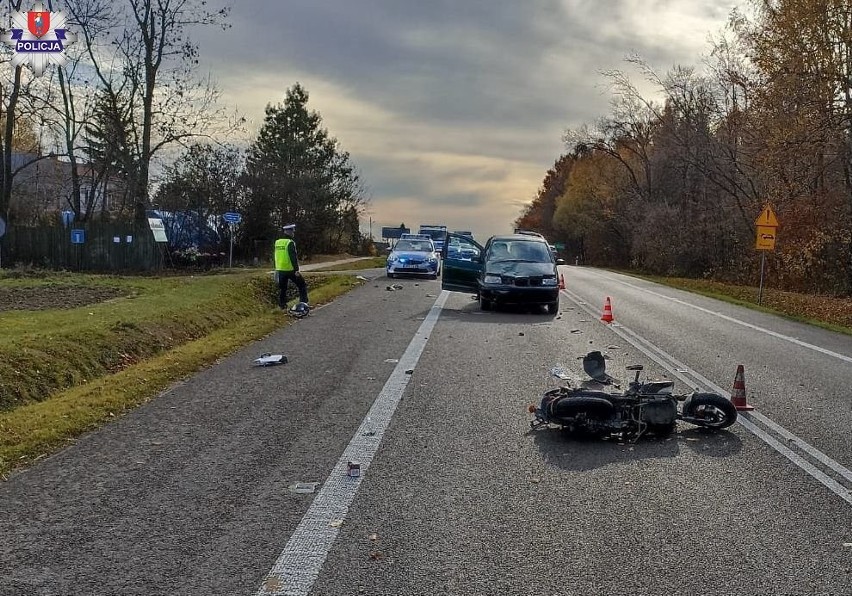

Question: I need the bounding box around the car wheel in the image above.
[429,273,438,280]
[387,272,395,279]
[480,298,493,311]
[546,301,559,315]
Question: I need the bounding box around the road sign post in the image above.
[222,212,242,268]
[754,205,779,305]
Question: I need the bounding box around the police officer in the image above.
[274,224,309,309]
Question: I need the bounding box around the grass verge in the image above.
[0,272,361,478]
[310,256,387,271]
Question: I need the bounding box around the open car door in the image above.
[441,232,484,293]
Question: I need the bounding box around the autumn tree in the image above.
[514,154,574,241]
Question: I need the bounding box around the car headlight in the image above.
[542,277,558,286]
[388,255,398,264]
[483,274,502,284]
[429,257,438,263]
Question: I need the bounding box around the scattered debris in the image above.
[471,295,478,300]
[288,482,319,494]
[362,430,376,437]
[369,550,384,561]
[385,284,404,291]
[254,353,288,366]
[347,461,362,477]
[263,577,284,592]
[579,319,591,323]
[519,332,525,336]
[329,519,344,528]
[384,358,399,363]
[356,275,369,282]
[570,329,582,334]
[426,294,436,298]
[530,477,540,484]
[404,369,414,375]
[366,376,375,381]
[607,345,621,350]
[368,533,379,541]
[676,368,689,373]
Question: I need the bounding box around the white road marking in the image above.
[572,268,852,364]
[561,287,852,507]
[255,291,449,596]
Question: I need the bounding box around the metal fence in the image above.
[0,222,163,271]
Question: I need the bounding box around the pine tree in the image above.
[241,83,365,257]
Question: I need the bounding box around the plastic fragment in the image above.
[254,353,288,366]
[288,482,319,494]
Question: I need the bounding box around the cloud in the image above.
[193,0,739,240]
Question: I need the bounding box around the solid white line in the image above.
[560,287,852,507]
[255,291,449,596]
[574,268,852,364]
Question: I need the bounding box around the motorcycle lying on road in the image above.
[528,351,737,440]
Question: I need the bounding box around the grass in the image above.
[0,270,363,478]
[310,256,387,271]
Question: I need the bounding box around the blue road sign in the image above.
[71,229,85,244]
[223,212,242,224]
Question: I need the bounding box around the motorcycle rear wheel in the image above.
[683,393,737,429]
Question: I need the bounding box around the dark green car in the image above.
[441,232,565,314]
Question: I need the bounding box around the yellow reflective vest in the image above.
[274,238,295,271]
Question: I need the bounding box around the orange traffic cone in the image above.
[731,364,754,411]
[558,274,565,290]
[600,296,614,323]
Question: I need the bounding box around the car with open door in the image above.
[441,232,565,313]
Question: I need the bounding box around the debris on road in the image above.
[607,345,621,350]
[386,284,404,291]
[356,275,369,281]
[404,369,414,375]
[384,358,399,363]
[329,519,344,528]
[519,332,525,336]
[288,482,319,494]
[347,461,362,477]
[254,353,288,366]
[570,329,582,334]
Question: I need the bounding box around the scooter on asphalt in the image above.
[528,351,738,441]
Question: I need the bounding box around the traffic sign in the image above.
[0,216,5,238]
[755,205,779,227]
[755,226,777,251]
[71,229,85,244]
[223,212,242,224]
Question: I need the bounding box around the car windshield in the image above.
[394,240,432,252]
[487,240,551,262]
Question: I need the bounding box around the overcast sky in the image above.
[194,0,740,241]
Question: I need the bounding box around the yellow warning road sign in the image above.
[755,205,779,227]
[755,225,777,250]
[754,205,779,251]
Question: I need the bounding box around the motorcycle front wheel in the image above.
[683,393,737,429]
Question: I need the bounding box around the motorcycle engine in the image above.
[640,398,677,425]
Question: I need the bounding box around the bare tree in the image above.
[64,0,238,220]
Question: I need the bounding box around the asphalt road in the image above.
[1,267,850,596]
